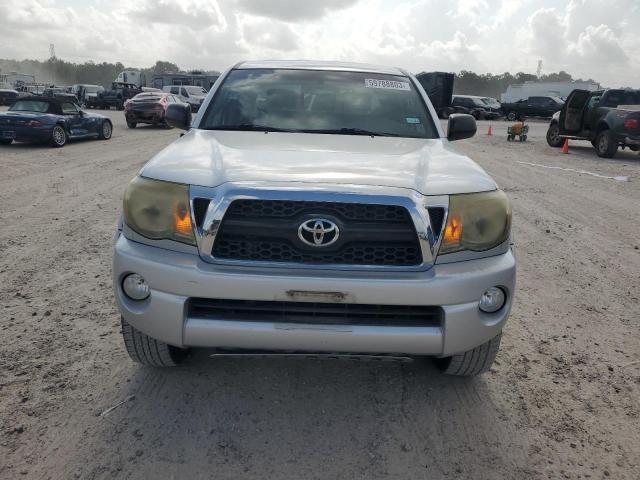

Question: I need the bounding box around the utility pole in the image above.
[49,43,56,59]
[536,60,543,78]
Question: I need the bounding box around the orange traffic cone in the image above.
[562,138,569,154]
[487,125,493,136]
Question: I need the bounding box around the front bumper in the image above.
[113,234,516,357]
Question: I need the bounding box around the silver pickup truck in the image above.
[113,60,515,376]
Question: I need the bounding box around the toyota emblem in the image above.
[298,218,340,247]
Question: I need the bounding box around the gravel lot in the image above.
[1,108,639,480]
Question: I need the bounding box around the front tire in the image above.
[506,111,518,122]
[546,123,563,147]
[126,119,137,129]
[596,130,617,158]
[50,125,67,148]
[121,317,189,367]
[435,334,502,376]
[98,120,112,140]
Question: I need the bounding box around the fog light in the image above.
[479,287,506,313]
[122,273,150,301]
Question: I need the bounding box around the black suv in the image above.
[502,96,564,121]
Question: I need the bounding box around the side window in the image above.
[170,87,179,95]
[452,97,460,106]
[181,87,189,97]
[61,102,78,114]
[587,96,601,109]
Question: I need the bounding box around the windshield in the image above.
[200,68,437,138]
[184,86,207,95]
[84,86,102,93]
[10,100,50,113]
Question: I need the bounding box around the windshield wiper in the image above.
[203,124,293,132]
[299,128,400,137]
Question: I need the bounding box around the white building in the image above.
[501,81,600,103]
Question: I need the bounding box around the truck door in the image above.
[559,90,590,135]
[582,93,602,132]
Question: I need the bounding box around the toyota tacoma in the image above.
[113,60,515,376]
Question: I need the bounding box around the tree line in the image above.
[1,57,597,98]
[0,58,217,88]
[453,70,598,99]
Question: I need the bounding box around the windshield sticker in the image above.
[364,79,411,91]
[405,117,421,124]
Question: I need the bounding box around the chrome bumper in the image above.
[113,235,516,356]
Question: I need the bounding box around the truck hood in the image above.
[141,130,496,196]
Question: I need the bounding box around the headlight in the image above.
[439,190,511,255]
[123,176,195,245]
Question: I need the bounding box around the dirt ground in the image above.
[0,109,639,480]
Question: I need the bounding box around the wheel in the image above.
[595,130,618,158]
[98,120,112,140]
[121,317,189,367]
[116,101,124,111]
[507,135,513,141]
[126,119,137,129]
[520,135,527,142]
[440,109,450,119]
[546,123,563,147]
[0,139,12,145]
[50,125,67,148]
[506,111,518,121]
[435,334,502,376]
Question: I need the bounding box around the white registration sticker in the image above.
[364,79,411,91]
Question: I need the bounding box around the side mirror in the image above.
[165,103,192,130]
[447,113,476,141]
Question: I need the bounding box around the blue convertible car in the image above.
[0,96,113,147]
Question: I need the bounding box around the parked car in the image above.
[501,96,564,121]
[71,84,105,108]
[42,87,78,104]
[0,96,113,147]
[451,95,500,120]
[0,88,19,106]
[113,60,515,376]
[99,82,142,110]
[16,84,47,97]
[162,85,207,112]
[124,92,188,128]
[546,88,640,158]
[481,97,502,115]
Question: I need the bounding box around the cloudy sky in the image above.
[1,0,638,86]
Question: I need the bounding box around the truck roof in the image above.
[235,60,408,76]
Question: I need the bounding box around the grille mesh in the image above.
[225,200,410,222]
[214,238,421,265]
[189,298,443,327]
[212,200,422,267]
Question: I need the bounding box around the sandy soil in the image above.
[0,111,638,480]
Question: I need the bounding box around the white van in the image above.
[162,85,208,112]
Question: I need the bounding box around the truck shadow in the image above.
[74,351,531,479]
